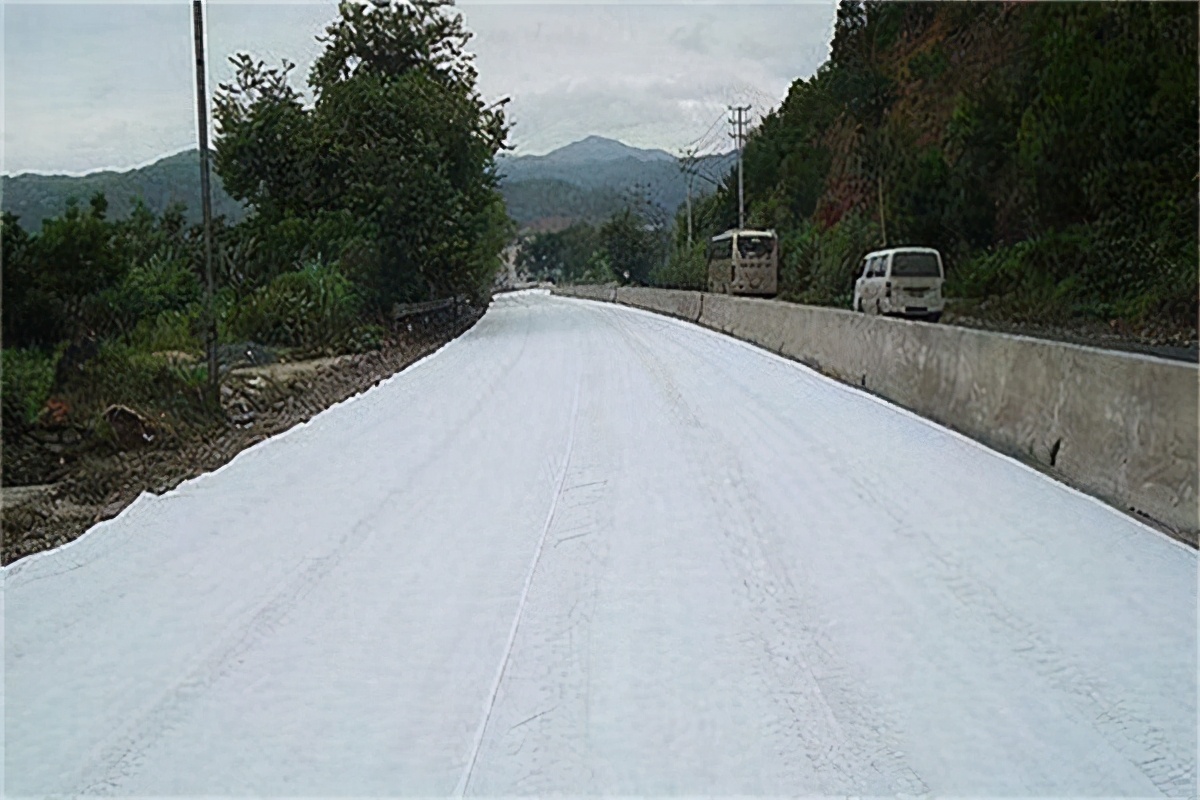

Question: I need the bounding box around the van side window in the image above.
[868,256,882,278]
[861,258,872,278]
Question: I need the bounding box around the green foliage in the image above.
[0,150,248,236]
[517,222,601,283]
[653,241,707,290]
[1,348,56,432]
[214,0,509,310]
[65,341,212,424]
[225,262,377,353]
[789,214,881,307]
[691,1,1197,331]
[85,254,203,338]
[577,251,618,285]
[600,209,666,286]
[128,307,205,355]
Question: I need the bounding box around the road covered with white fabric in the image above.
[5,290,1196,797]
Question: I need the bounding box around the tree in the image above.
[600,209,662,286]
[214,0,510,309]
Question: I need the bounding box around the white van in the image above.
[853,247,945,322]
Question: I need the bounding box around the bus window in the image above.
[708,238,733,261]
[736,236,774,259]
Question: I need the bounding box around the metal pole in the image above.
[686,177,696,247]
[729,104,750,229]
[192,0,219,404]
[729,107,739,230]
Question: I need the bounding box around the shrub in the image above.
[225,261,373,353]
[577,251,619,285]
[128,307,205,354]
[652,242,707,290]
[65,342,212,425]
[1,348,56,435]
[84,254,203,338]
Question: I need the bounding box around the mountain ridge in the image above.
[2,136,737,233]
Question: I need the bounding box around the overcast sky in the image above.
[2,1,836,176]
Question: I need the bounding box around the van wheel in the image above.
[875,300,882,316]
[928,311,942,323]
[855,298,863,313]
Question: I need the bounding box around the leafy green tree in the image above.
[600,209,664,286]
[214,0,511,309]
[517,222,601,283]
[717,1,1197,328]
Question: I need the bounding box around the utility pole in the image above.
[729,104,751,229]
[679,146,698,248]
[192,0,219,404]
[686,181,693,248]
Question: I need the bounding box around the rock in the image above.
[230,410,256,427]
[103,405,157,450]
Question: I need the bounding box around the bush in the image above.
[652,242,707,290]
[84,254,203,338]
[225,261,375,353]
[779,214,881,307]
[576,251,619,285]
[129,307,205,354]
[65,342,212,425]
[1,348,56,435]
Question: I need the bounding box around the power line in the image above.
[682,110,728,154]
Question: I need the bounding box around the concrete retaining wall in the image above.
[555,285,1199,539]
[615,287,703,322]
[557,284,617,303]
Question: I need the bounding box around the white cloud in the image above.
[2,1,835,174]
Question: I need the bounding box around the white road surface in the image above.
[5,290,1196,797]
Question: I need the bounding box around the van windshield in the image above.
[890,252,941,277]
[737,236,774,259]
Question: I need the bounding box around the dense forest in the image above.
[1,0,511,467]
[695,2,1197,333]
[529,2,1197,339]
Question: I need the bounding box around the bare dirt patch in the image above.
[2,309,483,566]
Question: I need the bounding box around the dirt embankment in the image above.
[2,309,483,567]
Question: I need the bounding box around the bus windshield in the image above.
[890,252,941,277]
[737,236,774,259]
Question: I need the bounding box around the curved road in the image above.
[5,290,1196,796]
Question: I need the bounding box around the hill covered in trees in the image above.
[1,151,248,233]
[3,135,735,235]
[672,2,1197,336]
[2,0,512,474]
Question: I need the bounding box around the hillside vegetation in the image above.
[3,137,734,236]
[2,151,248,234]
[1,0,509,482]
[670,2,1196,337]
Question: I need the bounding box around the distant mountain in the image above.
[1,136,737,236]
[2,150,247,233]
[499,178,629,228]
[507,135,676,167]
[497,136,736,231]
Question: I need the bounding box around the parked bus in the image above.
[706,229,779,297]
